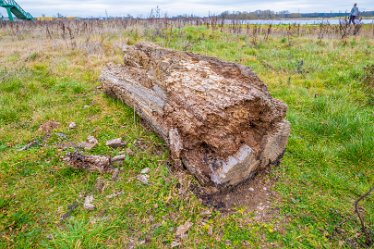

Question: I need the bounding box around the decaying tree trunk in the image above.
[100,42,290,190]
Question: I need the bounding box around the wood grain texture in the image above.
[100,42,290,190]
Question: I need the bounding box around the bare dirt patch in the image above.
[193,167,281,221]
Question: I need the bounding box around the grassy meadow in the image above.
[0,20,373,248]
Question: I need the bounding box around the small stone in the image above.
[87,136,97,144]
[137,174,149,185]
[141,167,150,174]
[257,203,265,211]
[263,187,267,191]
[112,155,126,162]
[249,187,255,192]
[106,138,126,148]
[69,122,77,129]
[84,195,95,211]
[78,136,98,150]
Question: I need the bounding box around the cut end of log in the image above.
[100,42,290,190]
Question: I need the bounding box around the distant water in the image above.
[227,19,374,25]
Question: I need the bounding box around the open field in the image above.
[0,20,373,248]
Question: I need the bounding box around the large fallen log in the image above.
[100,43,290,190]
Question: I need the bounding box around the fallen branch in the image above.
[18,139,39,151]
[100,43,290,190]
[63,152,126,174]
[354,186,374,247]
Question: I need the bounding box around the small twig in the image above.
[18,134,50,151]
[60,202,78,223]
[18,140,39,151]
[46,26,52,39]
[354,186,374,246]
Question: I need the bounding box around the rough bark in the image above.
[100,42,290,189]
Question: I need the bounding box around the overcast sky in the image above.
[1,1,373,18]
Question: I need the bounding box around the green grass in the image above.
[0,24,373,248]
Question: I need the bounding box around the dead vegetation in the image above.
[0,16,372,49]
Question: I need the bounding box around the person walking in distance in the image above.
[349,3,359,24]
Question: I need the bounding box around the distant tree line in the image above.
[218,10,374,19]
